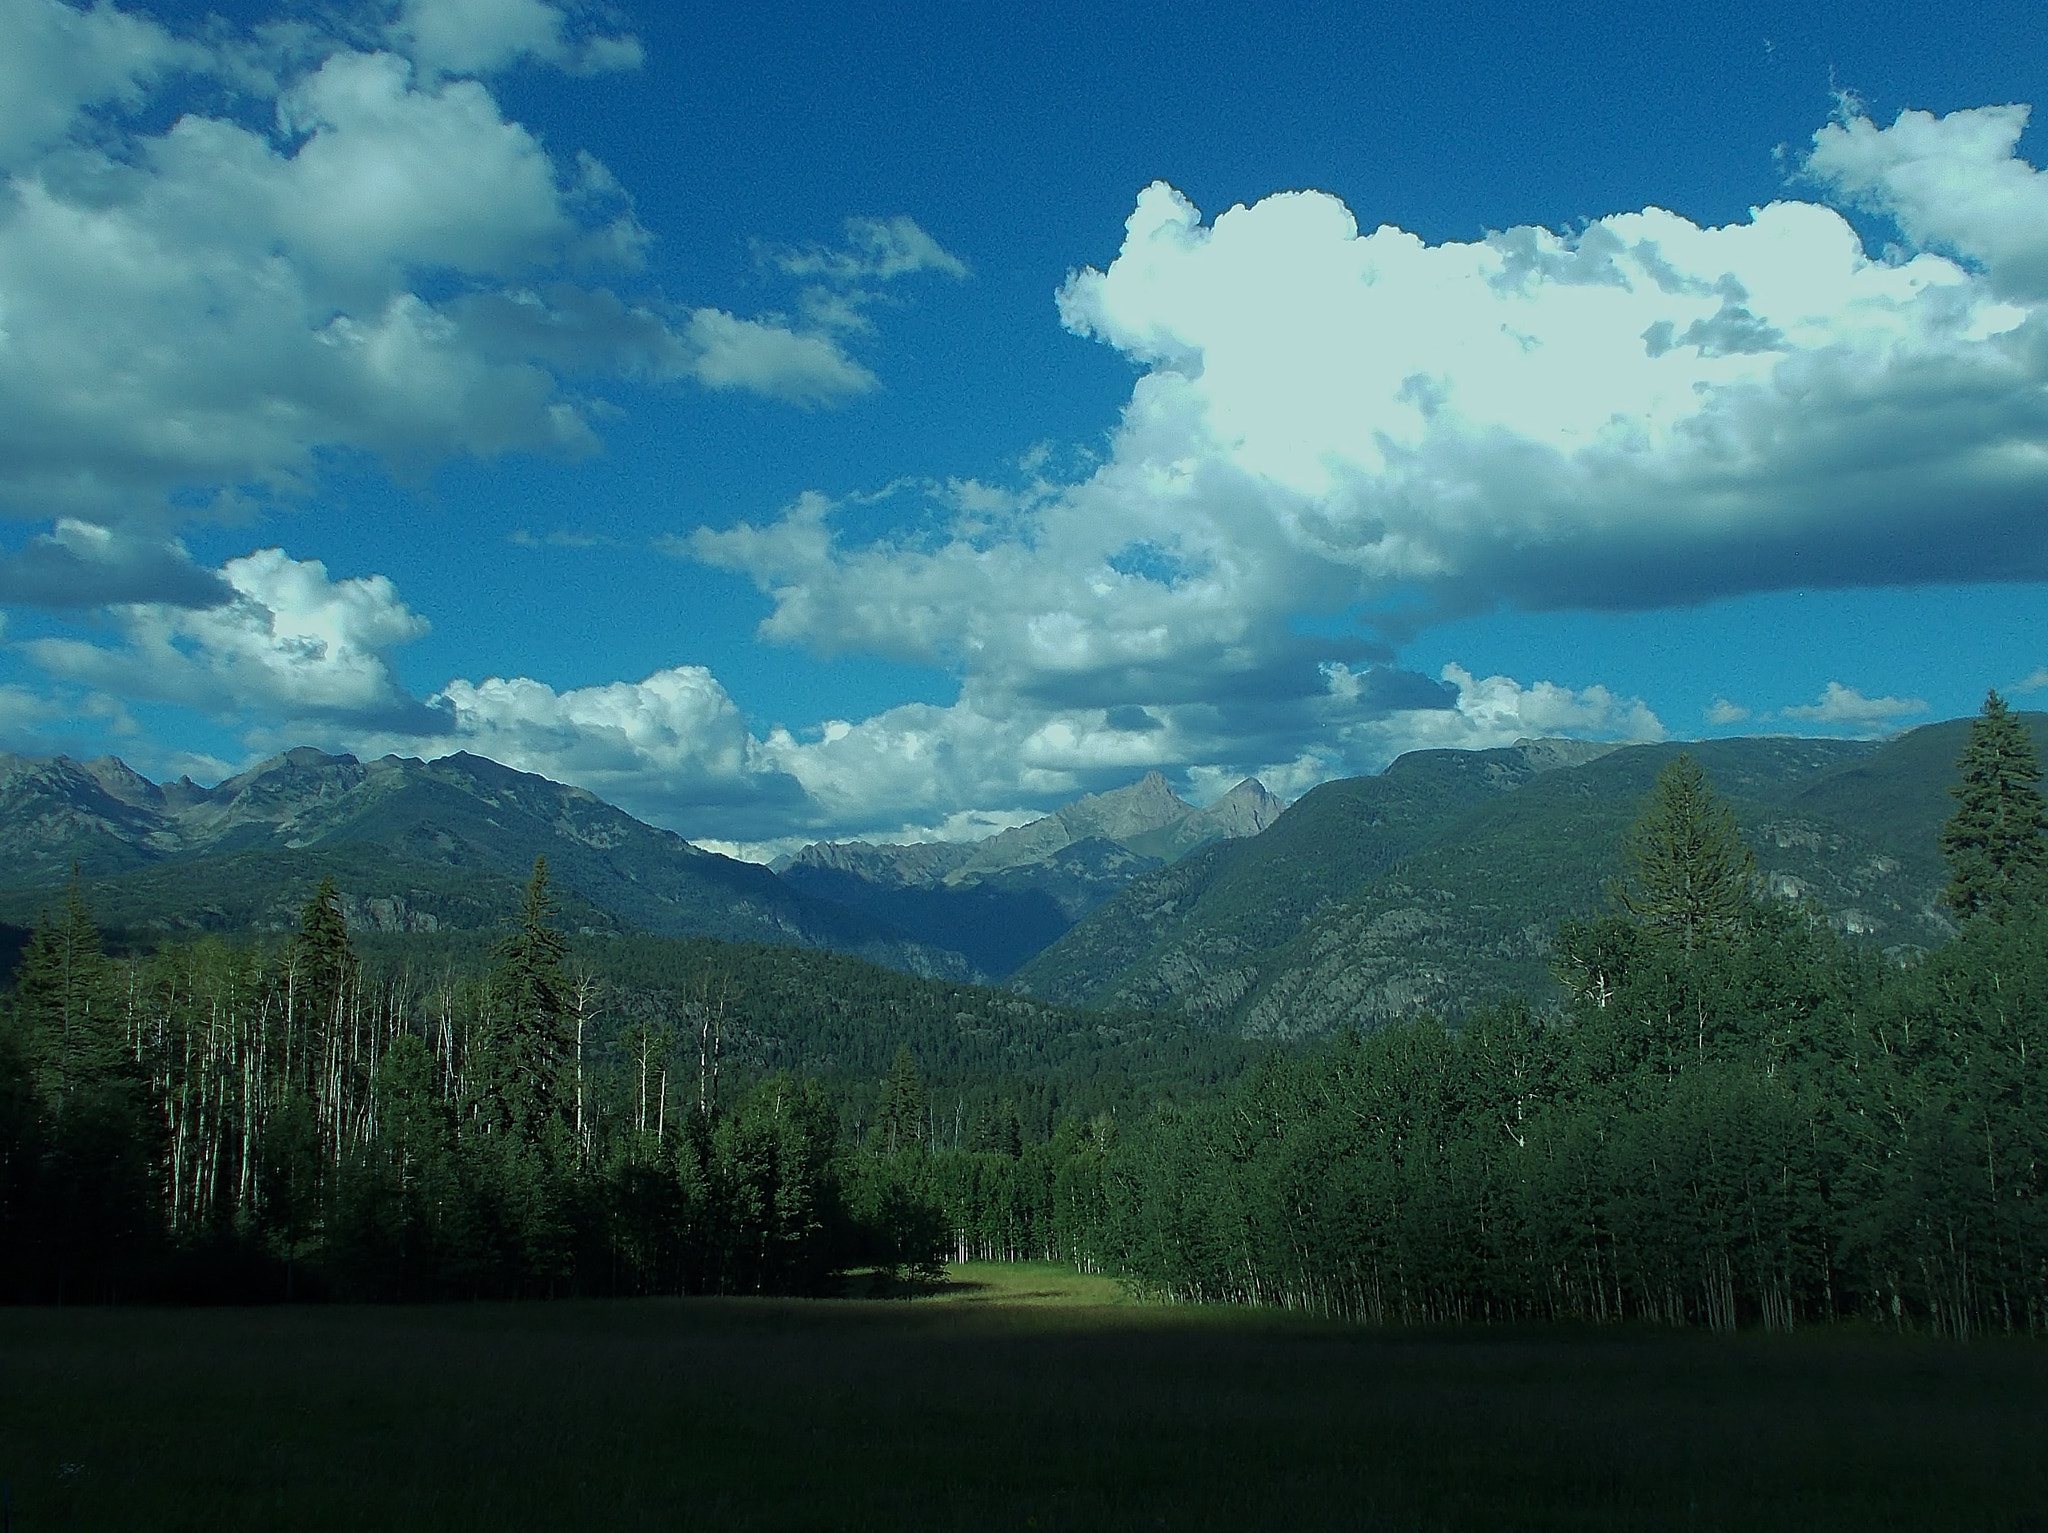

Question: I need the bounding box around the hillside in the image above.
[1013,737,1640,1010]
[1015,722,1996,1035]
[0,748,966,976]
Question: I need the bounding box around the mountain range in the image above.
[0,714,2008,1030]
[0,748,1283,981]
[0,747,968,975]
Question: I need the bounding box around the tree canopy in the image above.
[1940,689,2047,922]
[1613,754,1756,950]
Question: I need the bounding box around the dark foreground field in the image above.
[2,1264,2045,1532]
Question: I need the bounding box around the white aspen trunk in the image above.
[636,1029,648,1135]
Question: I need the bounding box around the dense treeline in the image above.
[1053,699,2048,1335]
[0,862,955,1301]
[1077,904,2045,1334]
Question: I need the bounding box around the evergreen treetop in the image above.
[1614,754,1756,951]
[1940,689,2048,923]
[487,856,573,1142]
[289,875,358,1034]
[876,1043,926,1155]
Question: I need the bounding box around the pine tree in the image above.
[876,1044,926,1155]
[17,872,124,1113]
[1940,689,2048,922]
[290,876,356,1026]
[490,856,572,1142]
[286,875,358,1109]
[1615,755,1756,951]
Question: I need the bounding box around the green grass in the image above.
[3,1265,2045,1531]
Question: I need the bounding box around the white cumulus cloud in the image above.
[684,309,879,406]
[414,666,793,816]
[1705,697,1752,726]
[1778,681,1929,730]
[0,0,195,170]
[27,547,434,727]
[389,0,643,79]
[677,99,2048,837]
[0,0,894,531]
[7,531,1667,842]
[1807,103,2048,299]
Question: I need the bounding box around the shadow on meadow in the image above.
[3,1263,2046,1532]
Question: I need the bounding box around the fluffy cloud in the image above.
[17,93,2030,844]
[6,529,1662,841]
[715,658,1660,840]
[27,547,437,728]
[0,0,889,532]
[672,101,2048,836]
[708,103,2048,657]
[684,309,879,406]
[1778,681,1928,730]
[413,666,806,822]
[0,0,194,170]
[389,0,643,79]
[1705,697,1752,726]
[1808,103,2048,299]
[446,285,875,404]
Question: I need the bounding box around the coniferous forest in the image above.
[3,694,2046,1338]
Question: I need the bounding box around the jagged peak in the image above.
[1218,776,1278,803]
[80,755,165,810]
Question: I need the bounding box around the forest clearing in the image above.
[2,1262,2045,1532]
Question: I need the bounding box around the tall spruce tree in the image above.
[491,856,572,1142]
[17,872,124,1113]
[286,876,358,1097]
[1615,754,1756,950]
[1940,689,2048,922]
[876,1044,927,1154]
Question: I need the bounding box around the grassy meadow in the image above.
[2,1263,2046,1531]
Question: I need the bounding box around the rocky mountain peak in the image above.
[1190,778,1284,838]
[81,756,168,811]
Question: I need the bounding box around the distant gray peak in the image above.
[784,839,976,886]
[1052,769,1193,837]
[80,755,167,811]
[1513,738,1629,773]
[1186,777,1285,837]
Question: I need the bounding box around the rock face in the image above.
[779,771,1287,979]
[0,749,970,979]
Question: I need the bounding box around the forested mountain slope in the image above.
[0,749,965,976]
[1016,722,1996,1034]
[1012,737,1642,1010]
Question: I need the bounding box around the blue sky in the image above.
[1,0,2045,854]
